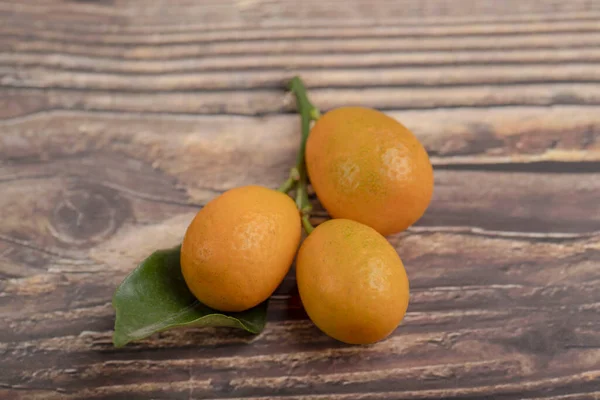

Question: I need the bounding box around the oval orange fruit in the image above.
[306,107,434,235]
[181,185,301,312]
[296,218,410,344]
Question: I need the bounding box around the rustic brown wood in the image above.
[1,1,599,399]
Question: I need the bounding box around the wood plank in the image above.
[4,48,600,74]
[2,84,600,118]
[3,225,599,327]
[1,107,598,162]
[0,0,597,24]
[5,32,600,59]
[3,9,600,35]
[1,230,599,397]
[3,20,600,45]
[3,64,600,92]
[1,0,598,24]
[0,109,598,287]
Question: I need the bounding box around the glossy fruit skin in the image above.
[296,219,410,344]
[181,185,301,312]
[306,107,434,236]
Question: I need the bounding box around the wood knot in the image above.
[48,182,130,247]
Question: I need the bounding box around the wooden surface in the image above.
[1,0,600,399]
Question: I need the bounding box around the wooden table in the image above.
[2,1,600,399]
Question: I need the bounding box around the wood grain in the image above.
[1,1,599,399]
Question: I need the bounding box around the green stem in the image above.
[277,177,295,194]
[288,76,320,233]
[301,215,315,235]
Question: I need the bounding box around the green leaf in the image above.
[112,246,268,347]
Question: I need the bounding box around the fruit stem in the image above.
[301,215,315,235]
[288,76,320,234]
[277,177,295,193]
